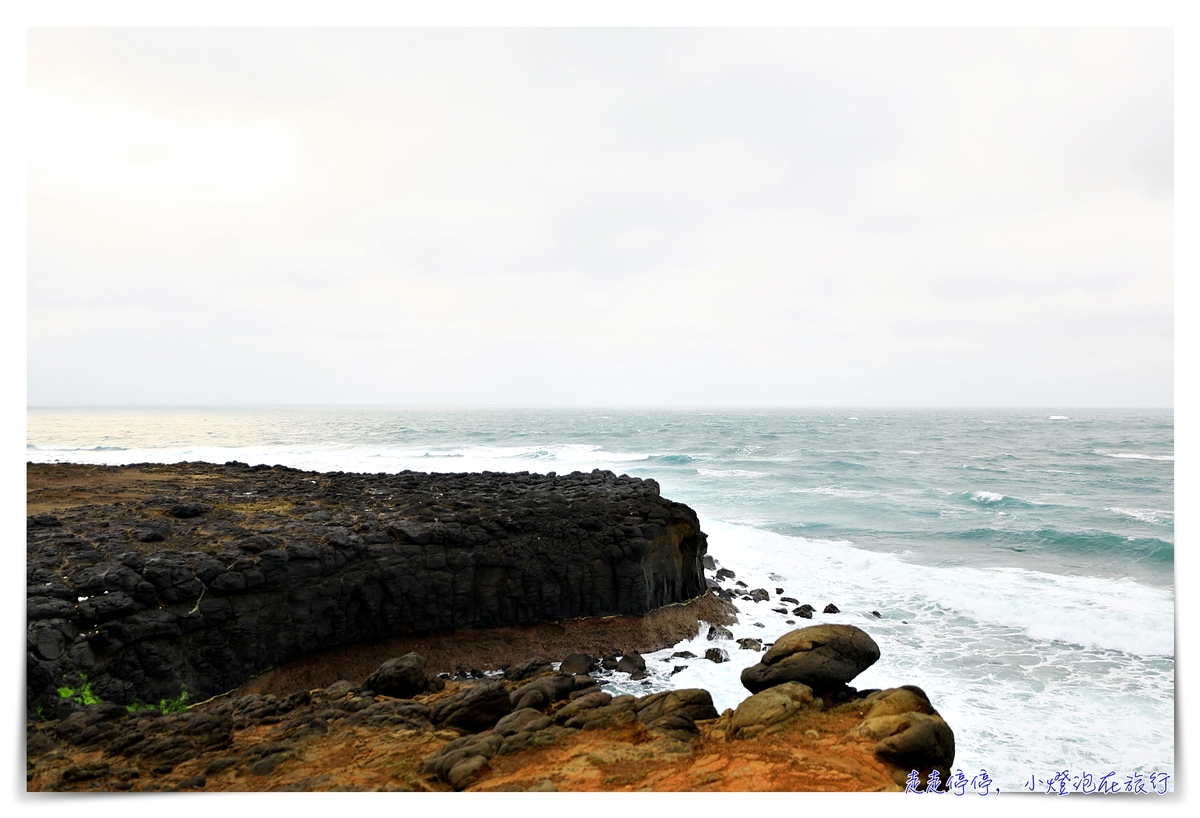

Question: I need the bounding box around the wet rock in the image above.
[823,603,840,614]
[740,624,880,695]
[616,651,646,675]
[793,606,813,619]
[715,568,735,580]
[736,638,762,651]
[704,648,729,663]
[871,610,882,618]
[702,555,717,571]
[707,626,733,641]
[559,653,597,675]
[748,589,770,602]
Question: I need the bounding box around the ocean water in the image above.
[27,407,1175,792]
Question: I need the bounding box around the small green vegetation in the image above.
[56,674,101,706]
[126,685,190,715]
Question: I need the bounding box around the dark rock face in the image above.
[26,463,709,715]
[740,624,880,695]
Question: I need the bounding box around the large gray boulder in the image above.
[739,624,880,695]
[363,653,437,698]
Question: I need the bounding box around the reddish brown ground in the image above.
[27,685,905,792]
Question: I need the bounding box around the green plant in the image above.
[56,674,101,706]
[159,685,190,714]
[126,685,190,715]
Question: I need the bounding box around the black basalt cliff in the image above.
[27,463,709,715]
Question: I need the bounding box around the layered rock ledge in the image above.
[27,462,710,715]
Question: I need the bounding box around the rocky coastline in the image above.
[27,462,955,792]
[27,462,710,715]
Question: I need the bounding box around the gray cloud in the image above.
[27,28,1172,406]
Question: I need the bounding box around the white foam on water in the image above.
[25,441,655,477]
[597,519,1173,792]
[1049,415,1070,420]
[1106,507,1174,525]
[788,485,878,498]
[696,469,767,479]
[970,490,1006,503]
[1094,449,1174,462]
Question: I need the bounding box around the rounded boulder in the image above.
[739,624,880,695]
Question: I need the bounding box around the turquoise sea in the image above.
[26,407,1175,792]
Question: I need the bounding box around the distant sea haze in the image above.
[27,407,1175,791]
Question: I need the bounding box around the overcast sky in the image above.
[26,27,1173,407]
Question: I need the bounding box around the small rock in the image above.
[559,653,597,675]
[823,603,840,614]
[169,503,211,519]
[705,648,729,664]
[504,657,555,682]
[616,652,646,674]
[871,610,882,618]
[707,626,733,641]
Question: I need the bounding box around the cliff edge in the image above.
[27,462,709,714]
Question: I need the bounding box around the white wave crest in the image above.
[788,484,878,498]
[970,491,1006,503]
[1094,449,1174,461]
[1106,507,1174,525]
[696,468,766,479]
